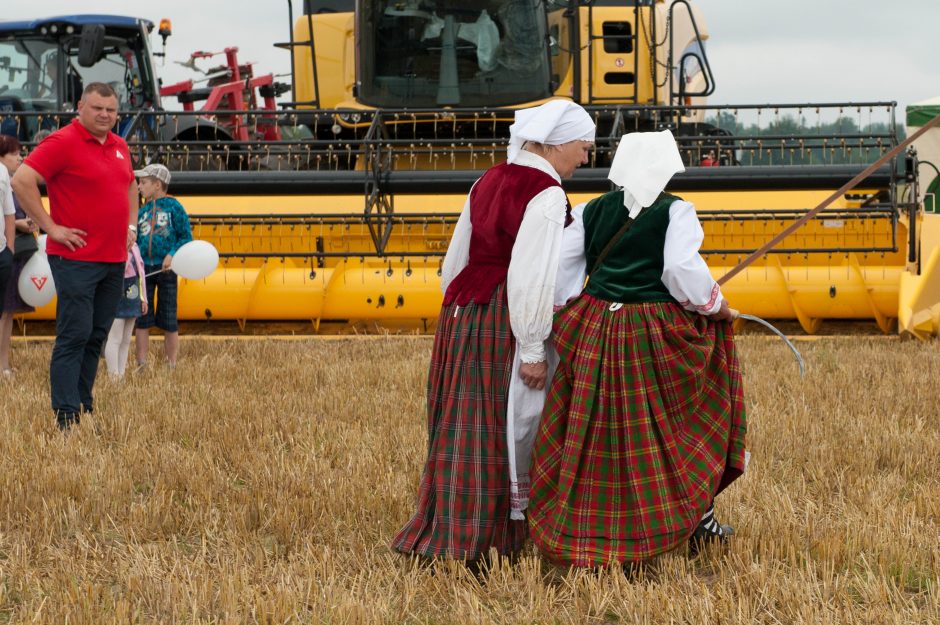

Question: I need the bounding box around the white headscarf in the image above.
[608,130,686,218]
[507,100,596,163]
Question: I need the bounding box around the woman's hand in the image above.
[520,361,548,390]
[708,300,738,322]
[162,254,173,271]
[141,301,148,315]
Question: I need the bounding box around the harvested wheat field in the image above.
[0,335,937,624]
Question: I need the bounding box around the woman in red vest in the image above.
[393,100,595,566]
[528,131,747,568]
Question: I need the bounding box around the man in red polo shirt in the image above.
[13,82,138,430]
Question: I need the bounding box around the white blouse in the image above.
[558,198,724,315]
[0,167,16,250]
[441,150,567,364]
[662,200,724,315]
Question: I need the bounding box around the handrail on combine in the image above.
[668,0,715,109]
[275,0,321,108]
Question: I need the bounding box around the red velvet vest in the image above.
[443,163,566,306]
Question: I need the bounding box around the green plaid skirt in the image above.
[392,283,528,560]
[528,295,747,566]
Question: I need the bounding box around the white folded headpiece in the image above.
[507,100,596,163]
[608,130,686,218]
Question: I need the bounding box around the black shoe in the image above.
[688,508,733,557]
[621,560,650,580]
[56,412,80,431]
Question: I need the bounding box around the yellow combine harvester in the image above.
[6,1,939,337]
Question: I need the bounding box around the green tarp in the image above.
[907,98,940,127]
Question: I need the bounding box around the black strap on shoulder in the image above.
[587,207,643,278]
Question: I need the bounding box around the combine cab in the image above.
[2,3,938,337]
[288,0,711,110]
[273,0,713,171]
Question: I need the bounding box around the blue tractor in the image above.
[0,15,168,141]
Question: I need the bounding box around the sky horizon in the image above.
[4,1,936,125]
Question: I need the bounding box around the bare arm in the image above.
[10,165,50,231]
[126,179,139,250]
[15,217,38,234]
[11,164,87,251]
[3,214,12,252]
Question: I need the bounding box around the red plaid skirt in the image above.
[392,283,528,560]
[528,295,747,567]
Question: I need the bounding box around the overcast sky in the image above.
[5,1,937,123]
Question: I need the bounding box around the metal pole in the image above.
[287,0,297,104]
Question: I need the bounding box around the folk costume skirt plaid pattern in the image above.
[392,283,528,560]
[528,295,747,567]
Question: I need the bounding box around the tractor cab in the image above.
[0,15,160,140]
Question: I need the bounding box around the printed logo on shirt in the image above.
[116,150,125,159]
[140,210,171,238]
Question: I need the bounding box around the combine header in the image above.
[1,2,937,337]
[167,101,927,336]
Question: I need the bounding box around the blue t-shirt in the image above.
[137,196,193,266]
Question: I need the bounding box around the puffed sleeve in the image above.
[506,186,566,363]
[554,202,587,306]
[661,199,724,315]
[440,194,471,293]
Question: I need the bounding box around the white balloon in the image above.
[170,240,219,280]
[37,234,47,254]
[18,252,56,307]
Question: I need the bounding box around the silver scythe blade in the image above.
[737,313,805,378]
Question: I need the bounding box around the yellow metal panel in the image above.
[578,6,655,104]
[899,243,940,340]
[181,188,888,217]
[245,261,331,321]
[322,261,442,321]
[293,13,354,109]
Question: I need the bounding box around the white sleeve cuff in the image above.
[517,341,546,364]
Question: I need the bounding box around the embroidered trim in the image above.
[510,475,531,511]
[697,283,721,312]
[681,284,720,313]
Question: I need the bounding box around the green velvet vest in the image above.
[583,191,681,303]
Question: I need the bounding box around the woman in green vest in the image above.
[528,130,748,568]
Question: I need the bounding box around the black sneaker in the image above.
[688,507,733,557]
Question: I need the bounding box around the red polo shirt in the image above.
[25,118,134,262]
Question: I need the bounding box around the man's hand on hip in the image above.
[48,224,87,251]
